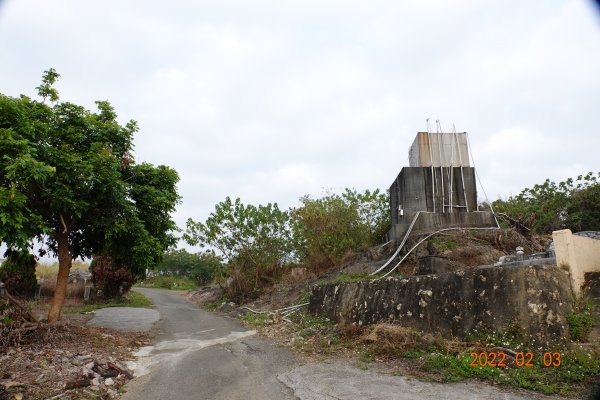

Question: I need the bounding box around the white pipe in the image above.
[449,130,455,213]
[379,221,501,278]
[457,133,469,212]
[370,212,421,275]
[436,121,445,213]
[426,124,436,213]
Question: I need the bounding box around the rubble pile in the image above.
[0,323,149,399]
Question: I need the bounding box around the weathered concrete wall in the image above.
[310,264,573,345]
[389,167,477,226]
[390,211,497,240]
[409,132,470,168]
[553,229,600,296]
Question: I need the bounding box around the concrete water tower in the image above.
[387,130,496,241]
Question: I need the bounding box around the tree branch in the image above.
[60,214,68,234]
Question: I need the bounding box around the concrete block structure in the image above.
[553,229,600,296]
[387,131,496,240]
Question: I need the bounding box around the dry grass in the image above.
[361,323,468,358]
[35,260,90,279]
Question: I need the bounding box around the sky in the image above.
[1,0,600,250]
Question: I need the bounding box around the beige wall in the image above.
[553,229,600,296]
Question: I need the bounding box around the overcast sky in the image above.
[1,0,599,246]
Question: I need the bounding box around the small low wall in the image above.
[553,229,600,296]
[310,264,573,345]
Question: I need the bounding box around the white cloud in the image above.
[1,0,599,249]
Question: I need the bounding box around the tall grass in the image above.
[36,260,90,279]
[36,260,91,298]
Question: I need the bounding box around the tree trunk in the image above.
[48,228,72,323]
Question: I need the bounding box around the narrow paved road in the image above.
[121,289,565,400]
[122,288,297,400]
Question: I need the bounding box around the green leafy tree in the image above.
[493,172,600,234]
[184,197,292,300]
[0,70,180,321]
[566,174,600,232]
[154,249,222,286]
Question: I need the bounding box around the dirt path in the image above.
[116,289,566,400]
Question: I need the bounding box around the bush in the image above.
[493,172,600,234]
[291,188,389,270]
[90,255,135,299]
[0,250,37,297]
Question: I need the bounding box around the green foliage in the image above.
[64,290,153,314]
[359,351,373,363]
[0,69,180,317]
[567,300,595,342]
[429,236,458,251]
[185,197,293,300]
[419,349,600,396]
[137,275,198,291]
[291,188,389,269]
[0,250,37,297]
[154,249,222,286]
[184,188,388,299]
[241,312,270,327]
[422,353,500,382]
[493,172,600,234]
[464,321,529,351]
[333,273,378,283]
[35,68,61,102]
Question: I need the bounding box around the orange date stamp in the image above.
[469,351,561,367]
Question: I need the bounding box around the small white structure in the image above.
[553,229,600,296]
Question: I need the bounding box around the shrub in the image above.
[90,255,135,299]
[0,250,37,297]
[291,188,389,270]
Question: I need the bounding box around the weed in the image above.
[136,276,198,291]
[429,236,459,252]
[203,302,220,311]
[357,363,369,371]
[567,300,595,342]
[464,321,529,350]
[359,351,373,363]
[403,350,425,359]
[241,312,270,327]
[62,290,153,314]
[417,348,600,396]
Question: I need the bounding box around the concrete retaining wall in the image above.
[310,264,573,345]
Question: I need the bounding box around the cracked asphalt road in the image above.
[122,288,297,400]
[118,288,564,400]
